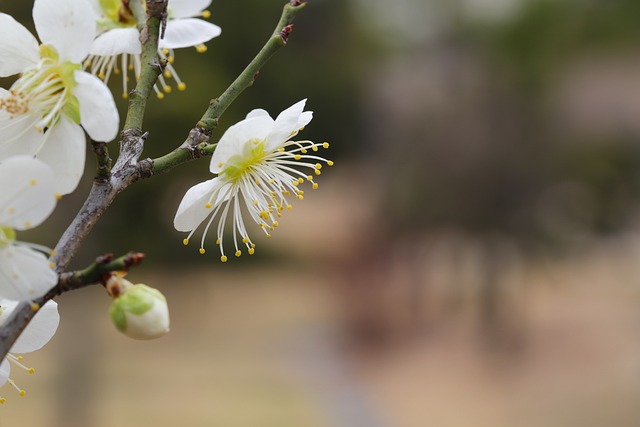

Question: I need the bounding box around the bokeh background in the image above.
[4,0,640,425]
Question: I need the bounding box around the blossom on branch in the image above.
[0,0,120,195]
[0,156,58,301]
[0,299,59,403]
[87,0,222,99]
[174,99,333,262]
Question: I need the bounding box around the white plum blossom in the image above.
[174,99,333,262]
[87,0,222,99]
[0,0,120,195]
[0,156,58,301]
[0,299,60,402]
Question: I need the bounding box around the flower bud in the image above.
[108,277,170,340]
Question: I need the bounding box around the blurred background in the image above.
[4,0,640,425]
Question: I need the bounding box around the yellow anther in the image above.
[163,70,172,78]
[277,147,285,152]
[157,92,165,100]
[312,183,319,189]
[199,248,205,254]
[162,48,170,55]
[286,204,293,210]
[327,160,334,166]
[128,64,134,71]
[183,238,189,245]
[163,85,172,93]
[292,180,299,187]
[0,397,5,404]
[248,247,255,255]
[235,250,241,257]
[273,221,279,227]
[284,190,291,196]
[268,179,275,184]
[242,237,250,244]
[178,82,187,91]
[220,255,228,262]
[201,10,211,18]
[315,169,321,175]
[251,243,256,248]
[167,56,175,64]
[29,179,37,186]
[28,368,35,374]
[19,390,25,397]
[30,303,40,311]
[114,68,120,75]
[216,238,221,245]
[49,262,55,268]
[298,190,304,195]
[323,142,330,149]
[298,177,305,183]
[122,92,129,99]
[54,192,62,200]
[266,234,271,239]
[301,148,308,154]
[307,175,313,181]
[294,154,302,160]
[297,195,304,200]
[315,163,322,169]
[98,71,105,79]
[196,44,207,53]
[205,202,212,209]
[312,145,319,152]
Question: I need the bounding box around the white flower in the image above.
[0,0,120,195]
[0,299,60,402]
[87,0,222,99]
[0,156,58,301]
[174,99,333,262]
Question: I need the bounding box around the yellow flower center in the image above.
[220,139,266,183]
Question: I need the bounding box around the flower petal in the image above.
[0,156,57,230]
[210,116,273,173]
[266,99,312,150]
[73,71,119,142]
[245,108,270,120]
[33,0,97,62]
[10,300,59,353]
[0,245,57,301]
[174,178,222,232]
[0,358,9,387]
[0,14,39,77]
[36,116,86,195]
[90,27,141,56]
[170,0,212,19]
[159,19,221,50]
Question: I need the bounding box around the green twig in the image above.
[140,0,307,178]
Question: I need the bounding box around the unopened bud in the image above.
[108,277,170,340]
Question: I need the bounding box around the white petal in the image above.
[10,300,59,353]
[36,116,86,195]
[0,245,57,301]
[170,0,212,19]
[210,116,273,173]
[0,156,57,230]
[174,178,222,232]
[0,358,9,387]
[245,108,270,120]
[33,0,96,62]
[0,101,43,156]
[0,14,39,77]
[90,28,141,56]
[159,19,221,50]
[73,71,119,142]
[266,99,312,150]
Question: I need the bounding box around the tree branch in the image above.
[0,252,145,357]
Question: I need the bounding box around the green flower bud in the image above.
[107,276,170,340]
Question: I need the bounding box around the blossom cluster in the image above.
[0,0,219,403]
[0,0,329,405]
